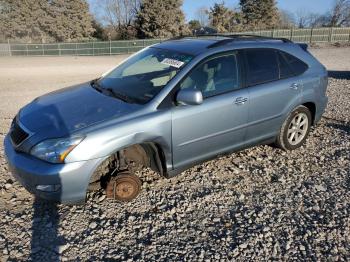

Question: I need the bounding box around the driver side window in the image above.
[180,52,240,98]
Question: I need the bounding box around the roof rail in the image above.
[205,34,292,48]
[167,34,292,48]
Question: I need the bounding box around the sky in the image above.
[183,0,335,21]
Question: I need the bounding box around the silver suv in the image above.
[4,35,328,204]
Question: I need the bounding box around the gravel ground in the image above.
[0,48,349,261]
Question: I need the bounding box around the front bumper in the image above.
[4,135,104,204]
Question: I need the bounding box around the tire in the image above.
[276,105,312,151]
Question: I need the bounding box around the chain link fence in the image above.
[1,27,350,57]
[239,27,350,43]
[0,39,163,57]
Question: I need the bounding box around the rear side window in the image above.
[282,52,308,76]
[277,52,294,79]
[245,49,279,86]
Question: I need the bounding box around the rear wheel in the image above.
[276,105,312,150]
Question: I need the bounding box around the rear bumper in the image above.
[315,96,328,123]
[4,135,104,204]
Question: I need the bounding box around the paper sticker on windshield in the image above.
[161,58,184,68]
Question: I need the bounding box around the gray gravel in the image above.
[0,49,349,261]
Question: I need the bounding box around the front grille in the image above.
[10,120,29,146]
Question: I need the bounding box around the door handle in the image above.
[290,83,299,90]
[235,97,248,105]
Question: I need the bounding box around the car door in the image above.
[171,52,249,170]
[243,48,303,144]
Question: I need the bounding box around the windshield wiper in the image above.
[91,79,103,92]
[105,88,135,104]
[91,80,135,104]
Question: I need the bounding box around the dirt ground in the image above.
[0,55,129,134]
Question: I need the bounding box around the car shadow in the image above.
[26,105,71,261]
[29,199,64,261]
[326,121,350,135]
[328,70,350,80]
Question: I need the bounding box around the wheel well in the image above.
[121,143,166,176]
[88,143,166,190]
[302,102,316,125]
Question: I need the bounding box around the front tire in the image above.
[276,105,312,150]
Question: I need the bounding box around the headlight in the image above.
[30,136,84,163]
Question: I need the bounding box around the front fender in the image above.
[65,110,173,170]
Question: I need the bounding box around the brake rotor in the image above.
[106,172,142,202]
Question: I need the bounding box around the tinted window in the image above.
[245,49,279,86]
[180,53,240,98]
[277,52,294,79]
[282,52,308,76]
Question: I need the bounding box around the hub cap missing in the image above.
[115,181,136,199]
[106,173,142,201]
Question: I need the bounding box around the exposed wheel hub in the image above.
[106,172,142,201]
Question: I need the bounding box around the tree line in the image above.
[189,0,350,33]
[0,0,349,43]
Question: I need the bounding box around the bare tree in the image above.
[294,0,349,28]
[278,9,295,28]
[328,0,350,26]
[94,0,140,39]
[195,6,209,26]
[100,0,140,30]
[295,8,334,28]
[295,9,310,28]
[307,13,326,28]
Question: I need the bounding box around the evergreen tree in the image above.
[239,0,279,29]
[209,2,242,33]
[0,0,52,42]
[188,20,201,31]
[135,0,188,38]
[49,0,95,42]
[0,0,94,42]
[92,19,105,40]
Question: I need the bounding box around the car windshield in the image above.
[95,47,193,104]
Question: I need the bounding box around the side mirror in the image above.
[176,89,203,106]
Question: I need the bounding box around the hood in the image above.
[19,82,142,140]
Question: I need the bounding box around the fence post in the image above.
[26,44,29,56]
[310,27,313,43]
[290,27,294,41]
[92,41,95,56]
[7,39,11,56]
[58,43,61,56]
[271,29,275,38]
[328,27,333,42]
[75,43,78,56]
[42,44,44,56]
[109,40,112,55]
